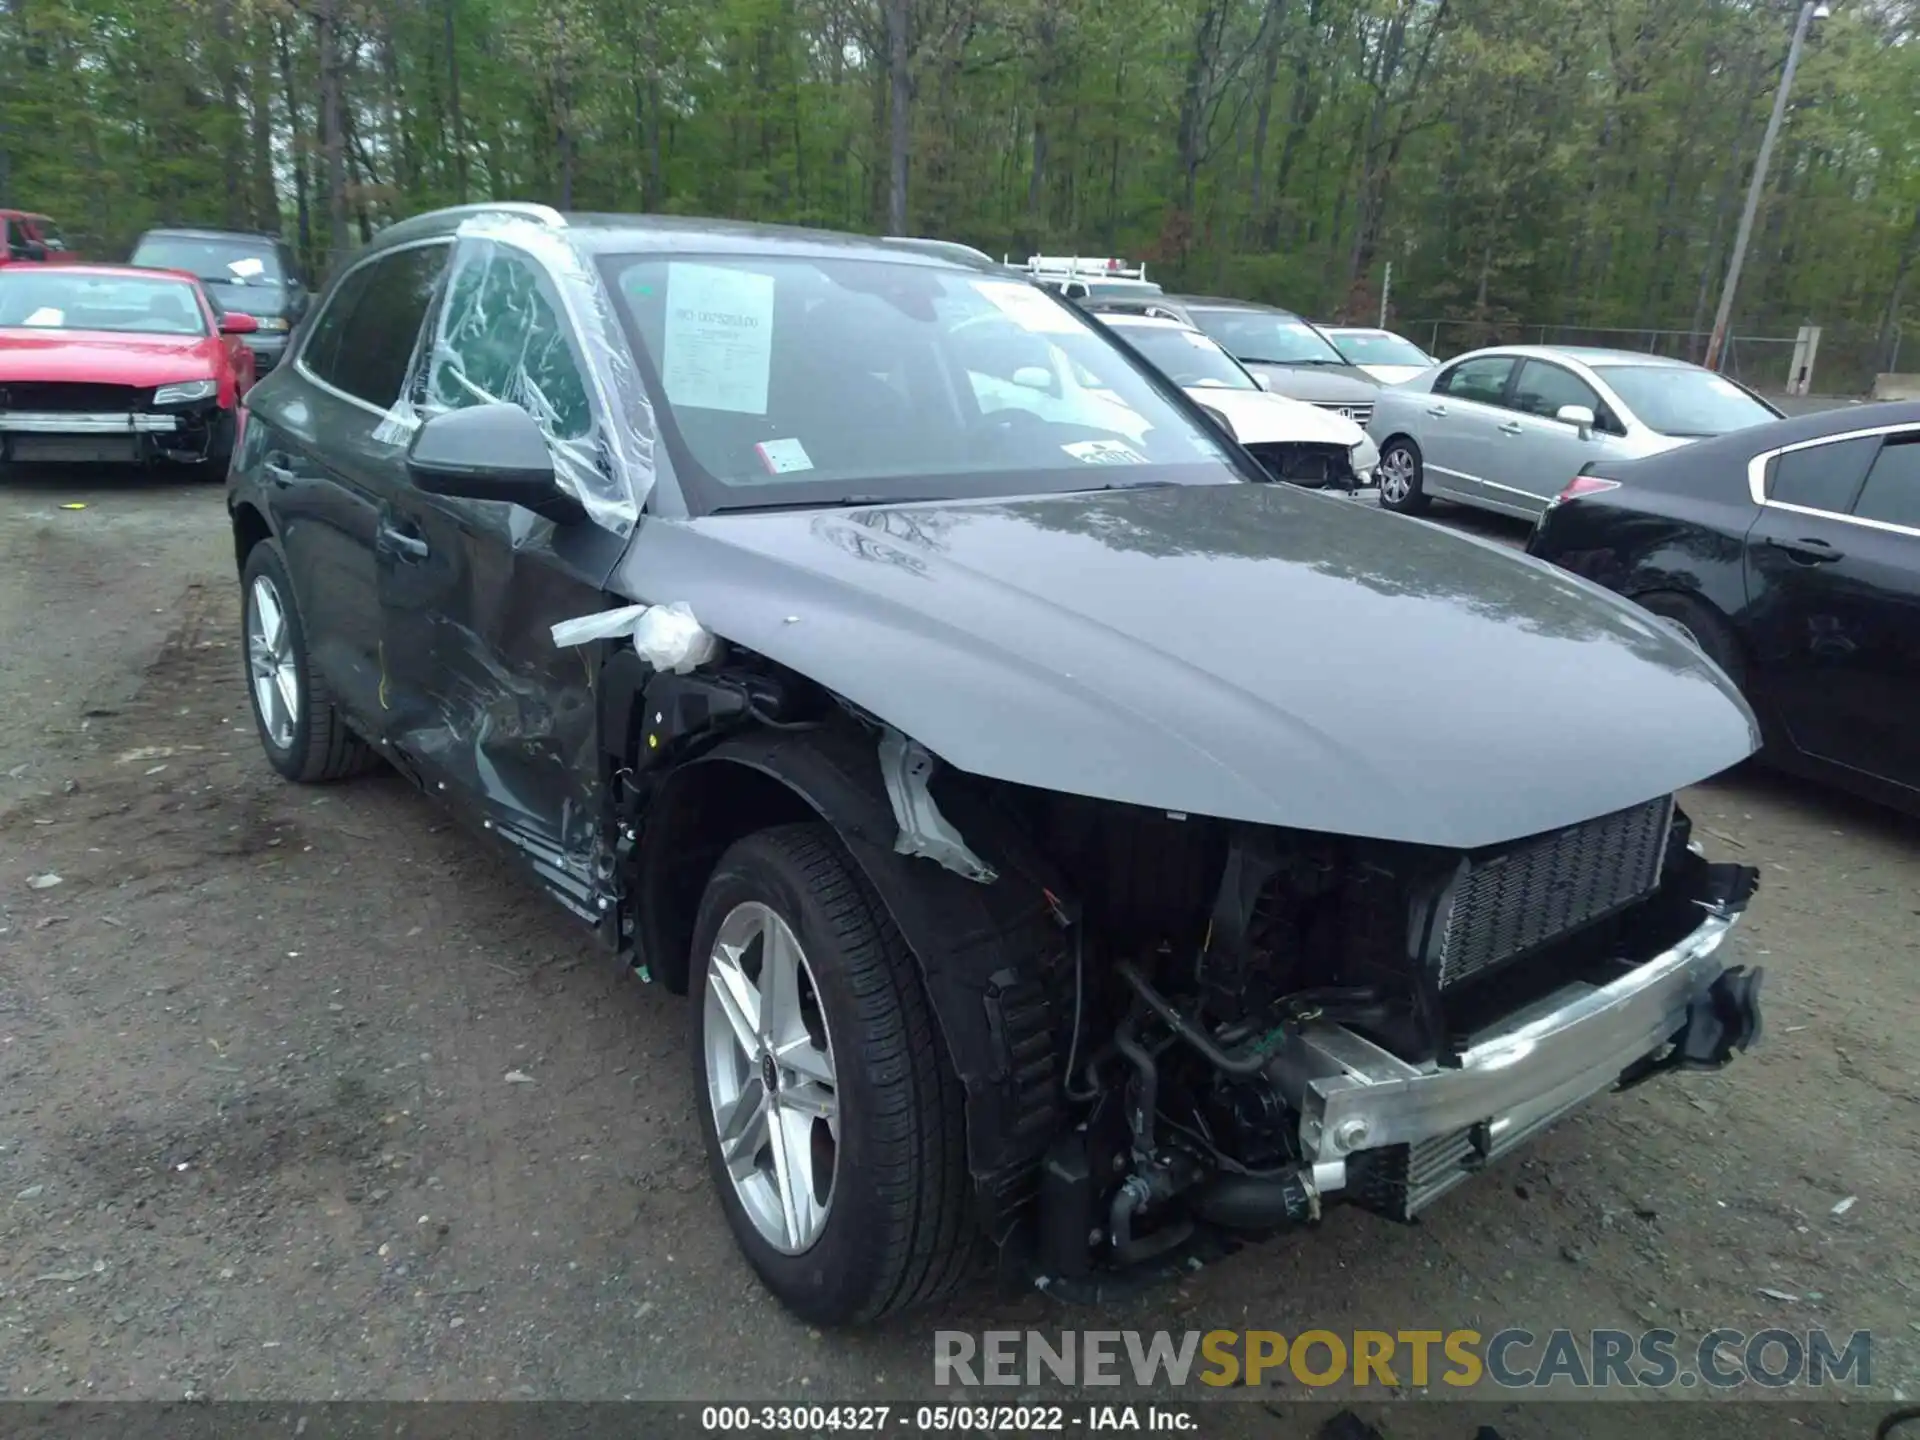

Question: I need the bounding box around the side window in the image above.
[1852,434,1920,530]
[1436,356,1515,406]
[303,244,446,408]
[1765,435,1878,514]
[297,263,377,386]
[1511,360,1603,424]
[425,242,594,441]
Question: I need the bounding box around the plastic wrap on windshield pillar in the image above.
[372,212,656,536]
[877,729,997,884]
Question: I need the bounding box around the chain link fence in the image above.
[1402,320,1896,398]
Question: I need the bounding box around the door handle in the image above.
[1766,535,1843,565]
[263,451,296,487]
[1498,421,1524,435]
[1425,404,1449,417]
[378,522,430,563]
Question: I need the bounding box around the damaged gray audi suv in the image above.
[226,202,1766,1325]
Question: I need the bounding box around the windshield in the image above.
[601,253,1235,512]
[1113,324,1257,391]
[1187,308,1347,366]
[1330,330,1431,367]
[0,270,206,336]
[1597,366,1777,437]
[132,235,283,290]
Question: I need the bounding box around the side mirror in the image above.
[405,403,585,524]
[1556,403,1597,438]
[1253,372,1274,391]
[1061,281,1091,302]
[219,311,259,335]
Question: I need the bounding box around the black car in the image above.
[1528,401,1920,817]
[129,227,309,371]
[227,202,1763,1325]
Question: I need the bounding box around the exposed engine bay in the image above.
[1242,439,1361,489]
[608,652,1765,1293]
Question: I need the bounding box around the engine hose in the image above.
[1117,960,1276,1077]
[1113,1013,1158,1153]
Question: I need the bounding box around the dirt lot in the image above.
[1,470,1915,1435]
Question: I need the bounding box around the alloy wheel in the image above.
[1379,447,1416,505]
[246,574,301,751]
[703,901,840,1255]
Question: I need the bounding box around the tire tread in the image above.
[718,824,978,1321]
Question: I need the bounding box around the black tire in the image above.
[240,541,378,783]
[1376,436,1430,514]
[1637,591,1746,690]
[689,823,976,1324]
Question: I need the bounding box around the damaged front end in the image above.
[589,621,1762,1299]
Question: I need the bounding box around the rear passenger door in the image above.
[375,236,625,900]
[254,239,449,730]
[1744,427,1920,790]
[1420,355,1517,502]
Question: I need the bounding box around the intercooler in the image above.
[1428,795,1675,991]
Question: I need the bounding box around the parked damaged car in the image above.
[227,203,1766,1325]
[0,263,257,470]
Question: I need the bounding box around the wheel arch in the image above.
[230,499,273,574]
[635,727,1070,1200]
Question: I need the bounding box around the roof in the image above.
[1097,313,1194,332]
[1461,344,1698,369]
[1,262,198,283]
[0,210,53,222]
[1171,294,1301,317]
[136,226,286,244]
[365,204,979,270]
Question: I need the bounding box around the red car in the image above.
[0,210,77,266]
[0,262,256,471]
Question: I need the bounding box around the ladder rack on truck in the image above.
[1014,254,1150,284]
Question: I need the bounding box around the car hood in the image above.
[0,330,220,387]
[1186,387,1366,447]
[618,482,1758,850]
[1240,363,1379,404]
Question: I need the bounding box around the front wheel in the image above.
[1376,437,1430,515]
[690,823,976,1324]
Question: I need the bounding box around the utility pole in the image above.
[1704,0,1827,372]
[1379,262,1392,328]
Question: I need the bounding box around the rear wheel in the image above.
[241,542,377,783]
[1636,591,1746,691]
[690,823,976,1324]
[1377,437,1430,515]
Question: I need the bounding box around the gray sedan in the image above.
[1366,345,1781,519]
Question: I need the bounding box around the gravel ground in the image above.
[1,468,1915,1438]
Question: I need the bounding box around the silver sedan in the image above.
[1366,345,1781,519]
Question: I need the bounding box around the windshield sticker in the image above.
[1063,439,1148,466]
[971,280,1080,335]
[753,437,814,475]
[22,307,63,326]
[661,262,775,415]
[227,257,265,280]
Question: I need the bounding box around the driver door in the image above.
[377,236,626,898]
